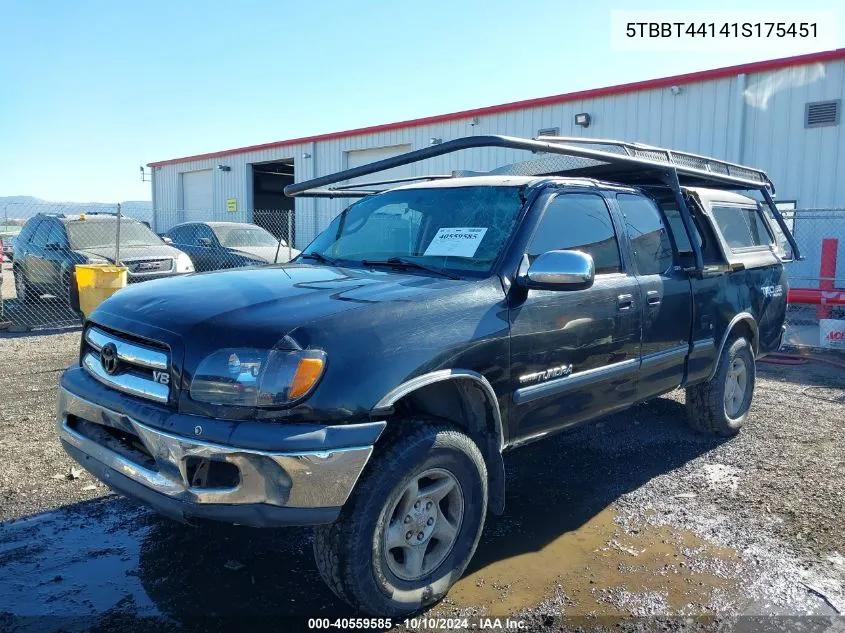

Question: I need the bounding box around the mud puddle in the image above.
[446,506,742,616]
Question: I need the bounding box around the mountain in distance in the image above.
[0,196,152,223]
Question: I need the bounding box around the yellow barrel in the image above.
[74,264,128,317]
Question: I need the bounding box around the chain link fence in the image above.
[782,209,845,349]
[1,203,843,349]
[1,204,294,332]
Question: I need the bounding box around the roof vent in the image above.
[805,100,840,128]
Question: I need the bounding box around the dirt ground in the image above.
[0,330,843,632]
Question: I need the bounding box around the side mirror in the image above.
[197,237,213,247]
[518,250,595,291]
[161,236,173,245]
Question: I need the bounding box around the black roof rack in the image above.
[284,135,773,199]
[284,135,798,266]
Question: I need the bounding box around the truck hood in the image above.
[75,243,182,262]
[228,245,302,264]
[91,263,479,353]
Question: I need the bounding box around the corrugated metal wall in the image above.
[152,59,845,249]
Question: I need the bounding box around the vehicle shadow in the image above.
[130,396,722,622]
[0,396,723,631]
[0,296,81,333]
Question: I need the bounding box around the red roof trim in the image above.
[149,48,845,168]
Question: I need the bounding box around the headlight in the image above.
[190,348,326,406]
[175,252,194,273]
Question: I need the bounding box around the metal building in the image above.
[149,49,845,257]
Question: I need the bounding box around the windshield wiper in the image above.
[299,252,341,266]
[361,257,460,280]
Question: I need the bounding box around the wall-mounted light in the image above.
[429,137,442,145]
[469,117,480,126]
[574,113,591,128]
[302,152,312,159]
[670,85,683,96]
[217,164,231,171]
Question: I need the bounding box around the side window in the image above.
[30,220,51,248]
[195,224,216,243]
[616,194,674,275]
[711,205,773,250]
[18,218,41,245]
[526,193,622,275]
[46,223,68,247]
[175,225,196,244]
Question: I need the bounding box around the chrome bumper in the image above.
[57,388,380,520]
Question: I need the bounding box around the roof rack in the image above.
[284,134,799,266]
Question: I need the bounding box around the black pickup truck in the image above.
[56,136,798,616]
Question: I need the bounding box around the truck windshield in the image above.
[66,219,163,249]
[301,186,525,275]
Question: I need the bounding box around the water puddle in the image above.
[448,506,741,616]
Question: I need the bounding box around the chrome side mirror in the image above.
[518,250,595,290]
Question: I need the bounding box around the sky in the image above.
[0,0,843,203]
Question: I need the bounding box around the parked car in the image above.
[56,137,797,616]
[162,221,300,271]
[1,234,15,261]
[13,213,194,308]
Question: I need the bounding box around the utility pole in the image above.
[115,203,122,265]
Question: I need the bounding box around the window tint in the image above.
[195,224,216,242]
[617,194,674,275]
[527,193,622,274]
[30,220,51,248]
[18,218,42,244]
[660,204,702,254]
[172,225,196,244]
[46,223,67,247]
[712,205,773,250]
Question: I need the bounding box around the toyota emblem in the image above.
[100,343,119,375]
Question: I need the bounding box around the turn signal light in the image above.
[289,357,325,399]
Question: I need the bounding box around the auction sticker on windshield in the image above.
[423,227,488,257]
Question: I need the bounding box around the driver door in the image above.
[509,192,642,441]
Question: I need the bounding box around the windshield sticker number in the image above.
[423,228,488,258]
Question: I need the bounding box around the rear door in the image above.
[509,191,642,440]
[41,221,71,290]
[24,218,53,285]
[614,193,693,398]
[168,225,206,270]
[16,217,42,282]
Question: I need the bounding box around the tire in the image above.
[313,421,488,617]
[64,271,81,315]
[13,266,39,303]
[686,335,755,436]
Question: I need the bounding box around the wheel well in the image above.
[730,319,758,355]
[386,378,506,515]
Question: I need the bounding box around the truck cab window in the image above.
[526,193,622,274]
[616,193,673,275]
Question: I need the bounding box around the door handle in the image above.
[617,294,635,311]
[646,290,661,306]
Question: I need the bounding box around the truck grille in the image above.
[126,259,174,275]
[82,327,171,403]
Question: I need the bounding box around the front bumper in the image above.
[57,377,385,527]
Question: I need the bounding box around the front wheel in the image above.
[686,335,755,436]
[313,422,488,616]
[13,267,39,303]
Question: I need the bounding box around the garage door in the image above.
[345,144,412,185]
[181,170,213,222]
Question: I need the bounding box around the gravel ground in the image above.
[0,330,843,632]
